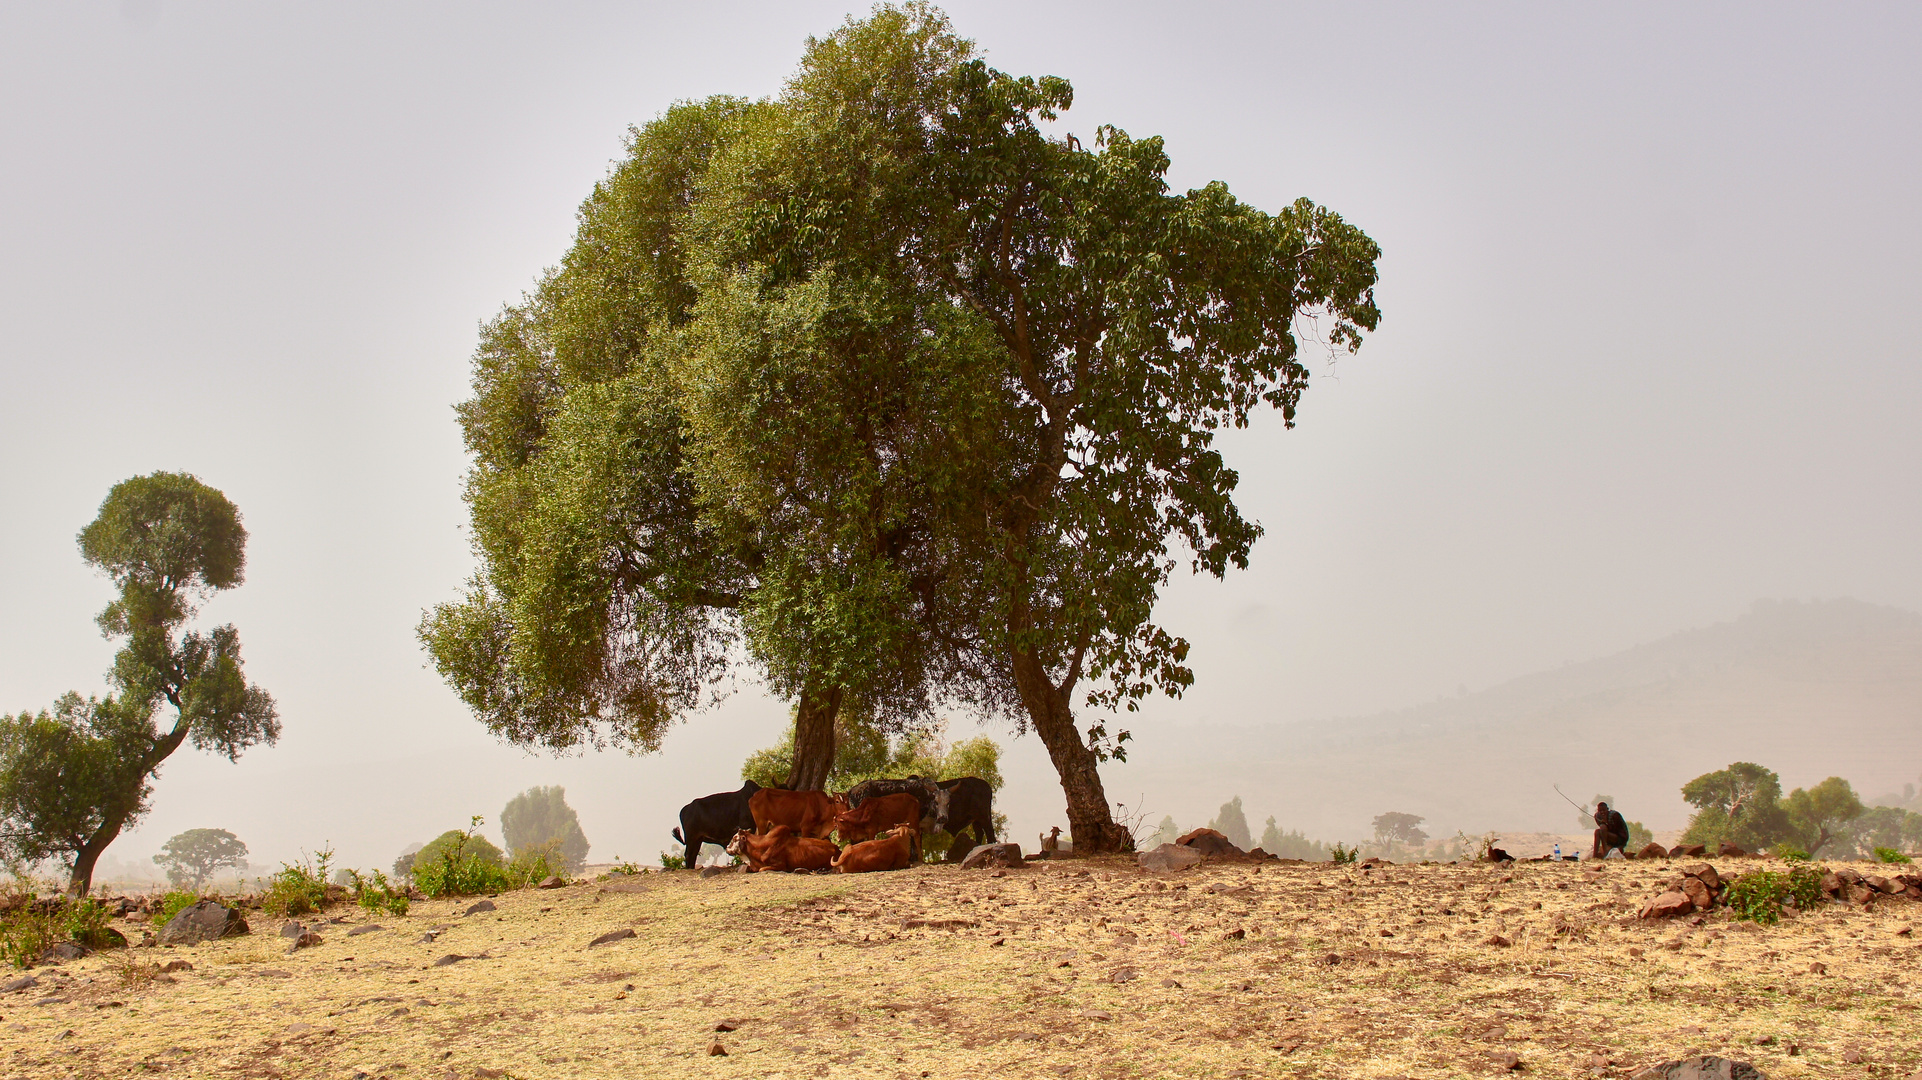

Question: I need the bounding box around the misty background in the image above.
[3,3,1919,881]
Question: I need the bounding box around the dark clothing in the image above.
[1592,808,1629,857]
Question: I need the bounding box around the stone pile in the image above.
[1640,863,1728,918]
[1820,867,1922,905]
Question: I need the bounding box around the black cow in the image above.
[671,780,761,867]
[936,776,995,860]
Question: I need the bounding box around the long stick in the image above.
[1553,784,1590,816]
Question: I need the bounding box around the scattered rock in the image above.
[1640,890,1695,919]
[0,976,37,994]
[1669,844,1708,858]
[1807,961,1826,975]
[1174,828,1243,857]
[589,929,637,947]
[1682,877,1714,911]
[42,942,89,962]
[713,1020,738,1032]
[1639,842,1670,859]
[1077,1010,1113,1021]
[158,901,249,946]
[1629,1055,1766,1080]
[285,931,323,953]
[1717,843,1748,858]
[537,875,566,889]
[346,925,384,937]
[698,866,729,879]
[475,1067,507,1078]
[463,901,496,917]
[432,954,469,967]
[1682,864,1721,891]
[961,843,1024,869]
[1489,1050,1522,1071]
[1108,966,1137,984]
[1223,928,1246,941]
[1137,844,1205,873]
[158,960,192,973]
[1483,934,1512,947]
[708,1041,728,1056]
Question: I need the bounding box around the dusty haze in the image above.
[2,3,1919,879]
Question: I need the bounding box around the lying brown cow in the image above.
[749,788,846,840]
[833,824,916,874]
[834,792,923,860]
[726,826,838,873]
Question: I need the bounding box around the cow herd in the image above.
[670,776,996,873]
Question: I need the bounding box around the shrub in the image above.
[1773,844,1810,862]
[156,890,200,926]
[1723,866,1825,925]
[262,848,334,917]
[1329,842,1359,865]
[413,817,514,898]
[65,898,116,949]
[344,869,410,917]
[1874,846,1913,864]
[655,852,684,870]
[0,907,59,969]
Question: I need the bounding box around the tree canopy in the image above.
[0,472,278,894]
[422,4,1379,846]
[500,786,591,873]
[153,828,249,890]
[1680,762,1791,851]
[1209,796,1252,850]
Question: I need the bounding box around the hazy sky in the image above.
[3,3,1919,874]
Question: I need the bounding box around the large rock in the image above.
[1175,828,1243,858]
[1638,842,1670,859]
[1630,1055,1765,1080]
[1682,864,1721,890]
[1717,843,1748,858]
[1682,877,1715,910]
[1138,844,1205,873]
[961,843,1023,869]
[158,901,249,945]
[1670,844,1707,858]
[1640,890,1695,919]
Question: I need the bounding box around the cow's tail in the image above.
[672,827,685,844]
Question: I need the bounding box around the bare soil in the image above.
[5,857,1919,1079]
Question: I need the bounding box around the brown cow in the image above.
[834,793,924,860]
[749,788,846,840]
[832,824,916,874]
[725,826,838,873]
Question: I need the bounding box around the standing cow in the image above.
[749,787,846,840]
[846,776,949,832]
[834,793,925,862]
[671,780,761,868]
[936,776,996,860]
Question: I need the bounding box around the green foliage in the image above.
[65,898,115,949]
[345,869,411,917]
[156,891,200,926]
[1680,762,1790,851]
[1773,844,1810,862]
[1627,821,1654,850]
[1842,806,1922,858]
[261,848,333,917]
[1874,847,1912,864]
[1209,797,1252,851]
[656,852,685,871]
[1782,777,1864,856]
[0,473,278,895]
[500,786,590,873]
[1329,843,1359,865]
[412,818,513,898]
[392,844,423,880]
[742,709,1005,794]
[0,908,59,970]
[1722,866,1825,925]
[420,5,1381,850]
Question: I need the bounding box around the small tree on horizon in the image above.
[152,828,248,891]
[1371,812,1428,857]
[1209,796,1252,850]
[1782,777,1864,856]
[500,786,590,874]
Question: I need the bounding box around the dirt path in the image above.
[4,858,1918,1079]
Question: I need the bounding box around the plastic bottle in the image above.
[1553,842,1561,859]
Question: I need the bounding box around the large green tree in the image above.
[1680,762,1790,851]
[0,473,279,894]
[500,785,590,873]
[1781,776,1864,856]
[153,827,249,890]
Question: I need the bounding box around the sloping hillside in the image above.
[1117,599,1922,842]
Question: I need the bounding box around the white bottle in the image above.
[1553,842,1561,859]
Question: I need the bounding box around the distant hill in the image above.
[1116,599,1922,842]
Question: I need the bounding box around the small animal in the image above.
[1040,826,1062,855]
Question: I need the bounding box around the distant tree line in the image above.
[1681,762,1922,857]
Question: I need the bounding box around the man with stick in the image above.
[1591,801,1630,859]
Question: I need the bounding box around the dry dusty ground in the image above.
[4,857,1919,1080]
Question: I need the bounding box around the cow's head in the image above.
[725,829,753,858]
[928,783,953,831]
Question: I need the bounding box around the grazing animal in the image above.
[749,788,847,840]
[936,776,996,861]
[1039,826,1062,856]
[725,826,839,873]
[832,824,917,874]
[834,793,924,861]
[671,780,761,867]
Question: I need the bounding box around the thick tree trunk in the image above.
[785,686,844,792]
[1011,651,1132,854]
[67,818,128,897]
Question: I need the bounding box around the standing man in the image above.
[1592,801,1630,859]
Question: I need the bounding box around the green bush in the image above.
[413,817,514,898]
[1874,846,1912,864]
[0,908,59,969]
[65,898,116,949]
[1329,842,1359,865]
[156,891,200,926]
[656,852,685,871]
[262,848,334,917]
[1723,866,1826,925]
[345,869,410,917]
[1773,844,1810,862]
